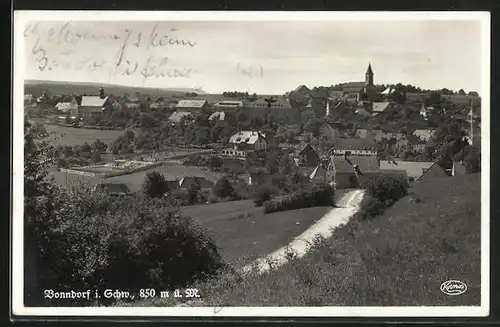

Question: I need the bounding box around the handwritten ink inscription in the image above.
[24,22,197,81]
[236,62,264,78]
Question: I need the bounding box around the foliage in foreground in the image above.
[24,122,224,306]
[263,184,335,213]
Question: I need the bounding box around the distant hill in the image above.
[24,80,208,98]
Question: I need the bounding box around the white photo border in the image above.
[12,10,491,318]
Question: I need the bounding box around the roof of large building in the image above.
[176,100,208,108]
[168,111,192,122]
[372,102,390,113]
[334,137,377,150]
[379,160,435,179]
[229,131,266,145]
[330,155,380,173]
[209,111,226,121]
[246,97,291,108]
[214,101,244,108]
[413,129,436,142]
[179,176,214,189]
[55,102,78,112]
[81,96,108,107]
[97,183,131,195]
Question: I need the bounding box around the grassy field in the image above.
[44,124,124,146]
[188,174,481,307]
[180,189,352,264]
[104,162,221,192]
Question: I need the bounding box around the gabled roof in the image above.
[405,134,426,145]
[293,85,311,94]
[179,176,214,189]
[229,131,267,145]
[372,102,390,113]
[416,162,449,181]
[81,96,108,107]
[379,160,434,179]
[55,102,78,112]
[298,143,318,156]
[309,164,327,180]
[330,155,380,174]
[214,101,244,108]
[381,86,396,95]
[168,111,192,123]
[413,129,435,142]
[334,137,377,151]
[246,97,291,108]
[176,100,208,108]
[355,108,372,117]
[209,111,226,121]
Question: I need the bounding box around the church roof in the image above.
[366,63,373,75]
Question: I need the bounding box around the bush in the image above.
[356,195,386,221]
[28,184,224,306]
[142,171,169,198]
[264,184,335,214]
[253,185,273,207]
[363,174,409,204]
[213,177,235,199]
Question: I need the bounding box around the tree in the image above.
[143,171,169,198]
[468,91,479,96]
[207,156,223,171]
[458,89,466,96]
[139,113,157,128]
[464,145,481,173]
[213,177,235,198]
[424,91,443,107]
[91,139,108,153]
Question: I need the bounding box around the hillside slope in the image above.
[198,174,481,306]
[24,80,207,97]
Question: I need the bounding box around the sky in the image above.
[21,18,484,95]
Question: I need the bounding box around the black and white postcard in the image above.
[12,11,490,317]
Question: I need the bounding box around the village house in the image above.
[178,176,214,190]
[293,143,320,167]
[330,137,377,156]
[55,96,79,114]
[78,93,113,124]
[326,155,380,189]
[175,99,209,113]
[221,131,268,159]
[168,111,193,125]
[420,104,435,120]
[371,101,391,116]
[319,122,346,143]
[243,97,300,124]
[309,163,328,184]
[406,134,427,153]
[208,111,227,122]
[413,129,436,142]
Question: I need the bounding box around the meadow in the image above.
[104,162,222,192]
[44,124,124,146]
[187,173,481,307]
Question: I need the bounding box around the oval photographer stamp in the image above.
[440,280,468,296]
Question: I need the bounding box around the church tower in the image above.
[365,63,374,86]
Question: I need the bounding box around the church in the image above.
[335,63,381,102]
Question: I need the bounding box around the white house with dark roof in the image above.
[168,111,193,124]
[228,131,268,150]
[175,99,209,112]
[413,129,436,142]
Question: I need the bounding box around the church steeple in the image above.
[365,62,374,86]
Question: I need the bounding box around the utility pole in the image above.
[470,100,474,145]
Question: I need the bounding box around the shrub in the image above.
[356,195,386,221]
[28,184,224,306]
[253,185,273,207]
[364,174,409,204]
[213,177,235,199]
[264,184,335,214]
[142,171,169,198]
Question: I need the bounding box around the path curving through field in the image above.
[241,189,365,275]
